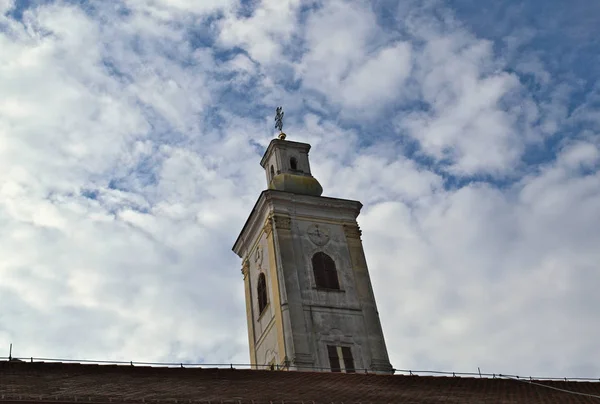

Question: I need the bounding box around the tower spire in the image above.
[233,114,393,374]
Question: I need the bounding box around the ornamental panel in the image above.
[306,223,331,246]
[343,224,362,239]
[273,214,292,230]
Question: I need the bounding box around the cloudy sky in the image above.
[1,0,599,378]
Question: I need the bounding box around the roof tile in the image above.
[1,361,599,403]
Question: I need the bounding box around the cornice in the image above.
[232,190,363,257]
[268,191,362,215]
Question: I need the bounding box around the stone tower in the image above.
[232,133,393,374]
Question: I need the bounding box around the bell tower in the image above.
[232,111,393,373]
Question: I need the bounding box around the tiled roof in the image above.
[1,361,599,404]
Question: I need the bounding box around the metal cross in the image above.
[275,106,284,133]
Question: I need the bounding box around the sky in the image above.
[0,0,599,378]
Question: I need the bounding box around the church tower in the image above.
[232,118,393,374]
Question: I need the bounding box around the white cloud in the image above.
[300,1,378,81]
[0,0,599,380]
[126,0,235,19]
[217,0,303,65]
[297,1,412,114]
[0,1,249,363]
[401,29,526,175]
[362,160,600,375]
[559,141,599,170]
[339,42,412,110]
[0,0,13,14]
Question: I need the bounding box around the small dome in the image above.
[269,173,323,196]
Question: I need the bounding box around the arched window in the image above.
[290,157,298,170]
[312,252,340,290]
[257,273,268,314]
[270,165,275,181]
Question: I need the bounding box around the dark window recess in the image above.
[341,347,355,373]
[270,165,275,181]
[327,345,341,372]
[257,273,268,314]
[290,157,298,170]
[312,252,340,290]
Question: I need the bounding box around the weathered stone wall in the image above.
[243,228,281,369]
[269,193,393,373]
[235,190,392,373]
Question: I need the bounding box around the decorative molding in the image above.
[263,218,273,236]
[254,245,264,267]
[292,353,314,366]
[272,214,292,230]
[254,316,277,348]
[370,359,394,373]
[265,193,362,217]
[343,224,362,239]
[241,260,250,280]
[233,190,361,256]
[318,329,357,346]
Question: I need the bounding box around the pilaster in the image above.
[263,216,288,368]
[344,223,393,373]
[271,213,315,370]
[241,259,257,367]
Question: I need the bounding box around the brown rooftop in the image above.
[1,361,600,404]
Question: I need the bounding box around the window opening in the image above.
[327,345,355,373]
[312,252,340,290]
[327,345,341,372]
[270,165,275,181]
[257,273,268,314]
[341,347,355,373]
[290,156,298,170]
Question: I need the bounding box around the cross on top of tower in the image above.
[275,106,286,140]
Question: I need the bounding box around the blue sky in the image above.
[0,0,599,378]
